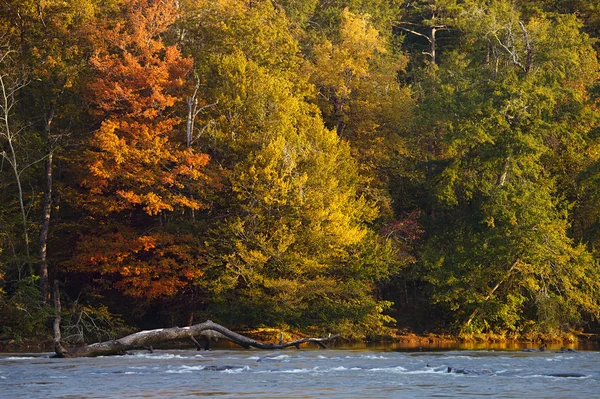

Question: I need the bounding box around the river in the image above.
[1,345,599,398]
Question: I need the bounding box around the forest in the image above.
[1,0,600,347]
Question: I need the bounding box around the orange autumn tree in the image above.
[74,0,210,300]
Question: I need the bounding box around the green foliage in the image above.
[409,0,600,335]
[2,0,600,344]
[0,277,52,343]
[182,5,398,334]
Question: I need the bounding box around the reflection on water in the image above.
[331,340,600,352]
[1,346,599,398]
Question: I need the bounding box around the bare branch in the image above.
[56,320,340,357]
[519,21,532,74]
[493,31,525,72]
[397,26,432,43]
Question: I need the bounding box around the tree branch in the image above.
[519,21,532,74]
[54,320,340,357]
[397,26,432,43]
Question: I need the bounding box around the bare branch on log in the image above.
[54,320,340,358]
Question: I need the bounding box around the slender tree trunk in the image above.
[498,155,511,187]
[53,280,66,357]
[38,103,55,304]
[186,96,195,149]
[429,27,437,65]
[10,144,30,259]
[38,153,52,304]
[0,70,30,260]
[519,22,532,74]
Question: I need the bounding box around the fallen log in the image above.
[53,320,340,358]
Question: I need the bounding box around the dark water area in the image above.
[2,345,600,398]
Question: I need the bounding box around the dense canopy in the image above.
[1,0,599,344]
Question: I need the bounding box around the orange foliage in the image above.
[74,0,211,301]
[72,228,204,300]
[83,0,209,216]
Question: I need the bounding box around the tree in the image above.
[181,0,397,336]
[0,49,31,264]
[73,0,211,302]
[306,9,413,212]
[0,0,104,304]
[411,1,600,335]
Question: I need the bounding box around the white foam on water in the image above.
[2,357,36,360]
[270,355,291,360]
[518,374,591,379]
[345,354,388,360]
[545,356,574,362]
[328,366,362,371]
[247,356,260,360]
[256,366,353,374]
[0,376,6,379]
[370,366,408,373]
[261,366,320,374]
[179,365,205,371]
[280,368,313,373]
[165,369,194,374]
[164,365,205,373]
[222,366,251,374]
[404,369,444,375]
[136,353,186,360]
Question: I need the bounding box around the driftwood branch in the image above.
[54,320,340,358]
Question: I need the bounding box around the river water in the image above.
[1,346,599,398]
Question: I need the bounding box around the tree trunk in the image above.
[53,280,67,357]
[38,153,52,304]
[0,58,30,261]
[519,21,532,74]
[38,102,55,304]
[186,95,195,149]
[429,27,437,65]
[53,320,340,358]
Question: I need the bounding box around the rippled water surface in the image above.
[1,347,599,398]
